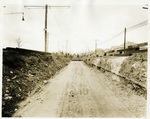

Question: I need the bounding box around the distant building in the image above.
[96,48,104,56]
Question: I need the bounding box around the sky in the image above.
[1,0,149,53]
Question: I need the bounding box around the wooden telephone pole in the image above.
[124,27,126,54]
[66,40,68,54]
[24,4,70,52]
[95,40,97,55]
[45,5,48,52]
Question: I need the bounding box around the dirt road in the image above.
[13,61,146,118]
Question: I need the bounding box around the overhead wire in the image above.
[97,31,124,45]
[24,5,44,22]
[49,0,70,52]
[24,2,67,35]
[50,0,68,35]
[97,20,148,45]
[127,20,148,32]
[50,8,65,34]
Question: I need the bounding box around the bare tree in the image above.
[16,37,22,48]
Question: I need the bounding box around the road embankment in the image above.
[83,52,147,94]
[2,48,71,117]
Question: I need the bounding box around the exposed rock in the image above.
[43,80,48,84]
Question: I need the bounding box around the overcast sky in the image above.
[1,0,148,53]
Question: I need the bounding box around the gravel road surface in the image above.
[13,61,146,117]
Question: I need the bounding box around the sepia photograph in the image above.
[0,0,149,118]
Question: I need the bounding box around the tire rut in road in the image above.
[82,63,135,117]
[58,62,100,117]
[59,62,83,117]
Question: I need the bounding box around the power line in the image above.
[49,1,69,52]
[127,20,148,32]
[24,6,70,8]
[24,5,70,52]
[4,12,25,21]
[95,40,97,55]
[98,31,123,45]
[98,20,148,45]
[50,8,65,34]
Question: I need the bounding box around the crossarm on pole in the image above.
[24,5,70,9]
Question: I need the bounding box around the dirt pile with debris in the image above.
[2,48,71,117]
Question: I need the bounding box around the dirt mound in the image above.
[2,48,71,117]
[119,53,147,88]
[82,52,147,99]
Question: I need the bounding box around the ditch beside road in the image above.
[13,61,146,118]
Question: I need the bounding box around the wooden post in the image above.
[95,40,97,55]
[45,4,48,52]
[124,27,126,54]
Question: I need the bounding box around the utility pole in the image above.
[45,4,48,52]
[69,46,71,54]
[24,5,70,52]
[124,27,126,54]
[58,41,60,52]
[62,45,64,53]
[86,45,87,54]
[88,47,89,56]
[66,40,68,54]
[95,40,97,55]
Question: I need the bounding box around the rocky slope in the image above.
[82,52,147,98]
